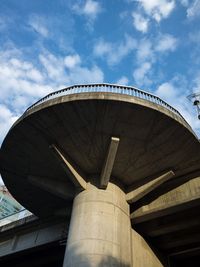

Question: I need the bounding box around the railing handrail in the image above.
[24,83,189,126]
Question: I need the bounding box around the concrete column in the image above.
[63,183,132,267]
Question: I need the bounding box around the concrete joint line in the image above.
[73,200,129,216]
[100,137,120,189]
[68,238,120,246]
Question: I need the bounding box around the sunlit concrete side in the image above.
[63,183,132,267]
[132,176,200,220]
[132,229,163,267]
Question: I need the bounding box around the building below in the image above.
[0,185,22,218]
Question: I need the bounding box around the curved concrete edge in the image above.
[9,92,197,141]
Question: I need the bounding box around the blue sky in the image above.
[0,0,200,147]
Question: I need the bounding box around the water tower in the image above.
[1,84,200,266]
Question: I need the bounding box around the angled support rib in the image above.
[28,175,75,200]
[126,170,175,204]
[100,137,120,189]
[50,144,87,191]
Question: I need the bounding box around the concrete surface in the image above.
[132,177,200,266]
[132,229,163,267]
[63,183,132,267]
[1,84,200,266]
[1,90,200,217]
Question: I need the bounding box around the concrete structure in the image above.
[0,83,200,266]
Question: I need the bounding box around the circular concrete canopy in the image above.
[1,84,200,217]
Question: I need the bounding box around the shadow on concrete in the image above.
[63,245,131,267]
[99,255,131,267]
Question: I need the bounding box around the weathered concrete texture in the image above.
[132,176,200,220]
[132,229,163,267]
[1,92,200,217]
[132,176,200,264]
[63,183,132,267]
[126,170,175,204]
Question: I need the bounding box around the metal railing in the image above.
[25,83,188,125]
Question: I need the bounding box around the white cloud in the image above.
[67,65,104,84]
[0,45,104,144]
[155,34,178,52]
[39,53,66,81]
[117,76,129,85]
[132,12,149,33]
[187,0,200,19]
[156,82,177,99]
[179,0,189,7]
[0,104,18,142]
[27,68,44,82]
[192,73,200,94]
[93,35,137,65]
[155,79,200,134]
[29,15,49,38]
[133,62,152,86]
[136,39,153,63]
[0,54,51,101]
[40,51,104,84]
[64,54,81,69]
[132,34,178,87]
[138,0,175,22]
[83,0,101,17]
[72,0,102,25]
[93,40,112,57]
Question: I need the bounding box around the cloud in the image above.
[187,0,200,19]
[29,15,49,37]
[156,82,177,99]
[136,39,153,63]
[39,53,65,82]
[133,34,178,87]
[179,0,189,7]
[40,51,104,84]
[82,0,101,18]
[138,0,175,22]
[192,72,200,94]
[155,78,200,135]
[133,62,152,86]
[0,45,104,144]
[93,40,112,57]
[67,65,104,84]
[0,104,18,142]
[132,12,149,33]
[0,51,51,105]
[155,34,178,52]
[64,54,81,69]
[93,35,137,65]
[131,1,175,33]
[116,76,129,85]
[133,39,154,86]
[72,0,102,28]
